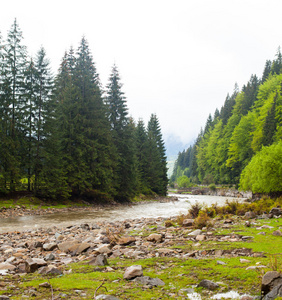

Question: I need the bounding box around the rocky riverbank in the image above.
[0,207,281,299]
[0,195,178,219]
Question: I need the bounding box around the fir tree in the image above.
[147,114,168,195]
[105,64,137,200]
[0,19,27,191]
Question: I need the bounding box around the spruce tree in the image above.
[135,119,150,194]
[56,38,115,198]
[0,19,27,191]
[105,64,137,201]
[147,114,168,195]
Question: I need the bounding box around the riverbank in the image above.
[0,195,177,219]
[0,203,281,299]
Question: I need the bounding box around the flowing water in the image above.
[0,194,246,233]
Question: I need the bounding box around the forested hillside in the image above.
[0,20,168,201]
[171,48,282,194]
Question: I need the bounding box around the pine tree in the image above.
[135,119,150,194]
[0,19,27,191]
[262,60,272,83]
[105,64,137,201]
[147,114,168,195]
[56,38,115,198]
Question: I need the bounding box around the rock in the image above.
[38,266,63,275]
[58,241,90,254]
[123,265,143,280]
[88,254,108,266]
[217,261,227,265]
[118,236,136,246]
[240,258,251,263]
[0,262,16,271]
[264,283,282,300]
[96,295,120,300]
[182,219,194,227]
[269,207,282,216]
[134,276,165,286]
[0,296,10,299]
[45,253,56,261]
[43,243,57,251]
[244,211,256,219]
[96,244,111,254]
[146,233,163,243]
[196,235,206,241]
[188,229,202,236]
[261,271,282,297]
[39,282,51,288]
[58,241,77,252]
[198,279,219,290]
[272,230,282,236]
[157,248,175,255]
[24,258,47,273]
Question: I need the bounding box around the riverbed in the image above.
[0,194,246,233]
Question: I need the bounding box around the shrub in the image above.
[209,183,217,191]
[188,202,202,218]
[194,211,212,229]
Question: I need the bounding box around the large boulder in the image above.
[24,258,47,273]
[269,207,282,216]
[123,265,143,280]
[198,279,219,290]
[261,271,282,297]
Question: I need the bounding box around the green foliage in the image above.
[177,175,191,188]
[0,21,168,200]
[239,141,282,193]
[172,52,282,191]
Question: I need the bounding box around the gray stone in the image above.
[25,258,47,273]
[123,265,143,280]
[88,254,108,266]
[0,296,10,299]
[188,229,202,236]
[43,242,57,251]
[261,271,282,297]
[198,279,219,290]
[269,207,282,216]
[38,266,63,275]
[96,295,120,300]
[264,283,282,300]
[244,211,256,219]
[134,276,165,286]
[272,230,282,236]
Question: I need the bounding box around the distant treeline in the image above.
[171,47,282,194]
[0,19,168,201]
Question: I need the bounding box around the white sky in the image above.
[1,0,282,149]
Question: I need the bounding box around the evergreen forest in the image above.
[0,20,168,201]
[171,48,282,195]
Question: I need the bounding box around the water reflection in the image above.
[0,194,245,233]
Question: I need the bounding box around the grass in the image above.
[3,215,280,299]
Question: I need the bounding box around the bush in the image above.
[208,183,216,191]
[194,211,212,229]
[188,201,202,218]
[177,175,191,188]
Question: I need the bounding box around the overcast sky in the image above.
[1,0,282,153]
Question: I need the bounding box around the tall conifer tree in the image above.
[0,19,27,190]
[147,114,168,195]
[106,64,137,200]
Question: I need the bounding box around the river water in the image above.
[0,194,246,233]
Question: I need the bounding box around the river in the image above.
[0,194,246,233]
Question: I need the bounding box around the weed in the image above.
[188,201,202,218]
